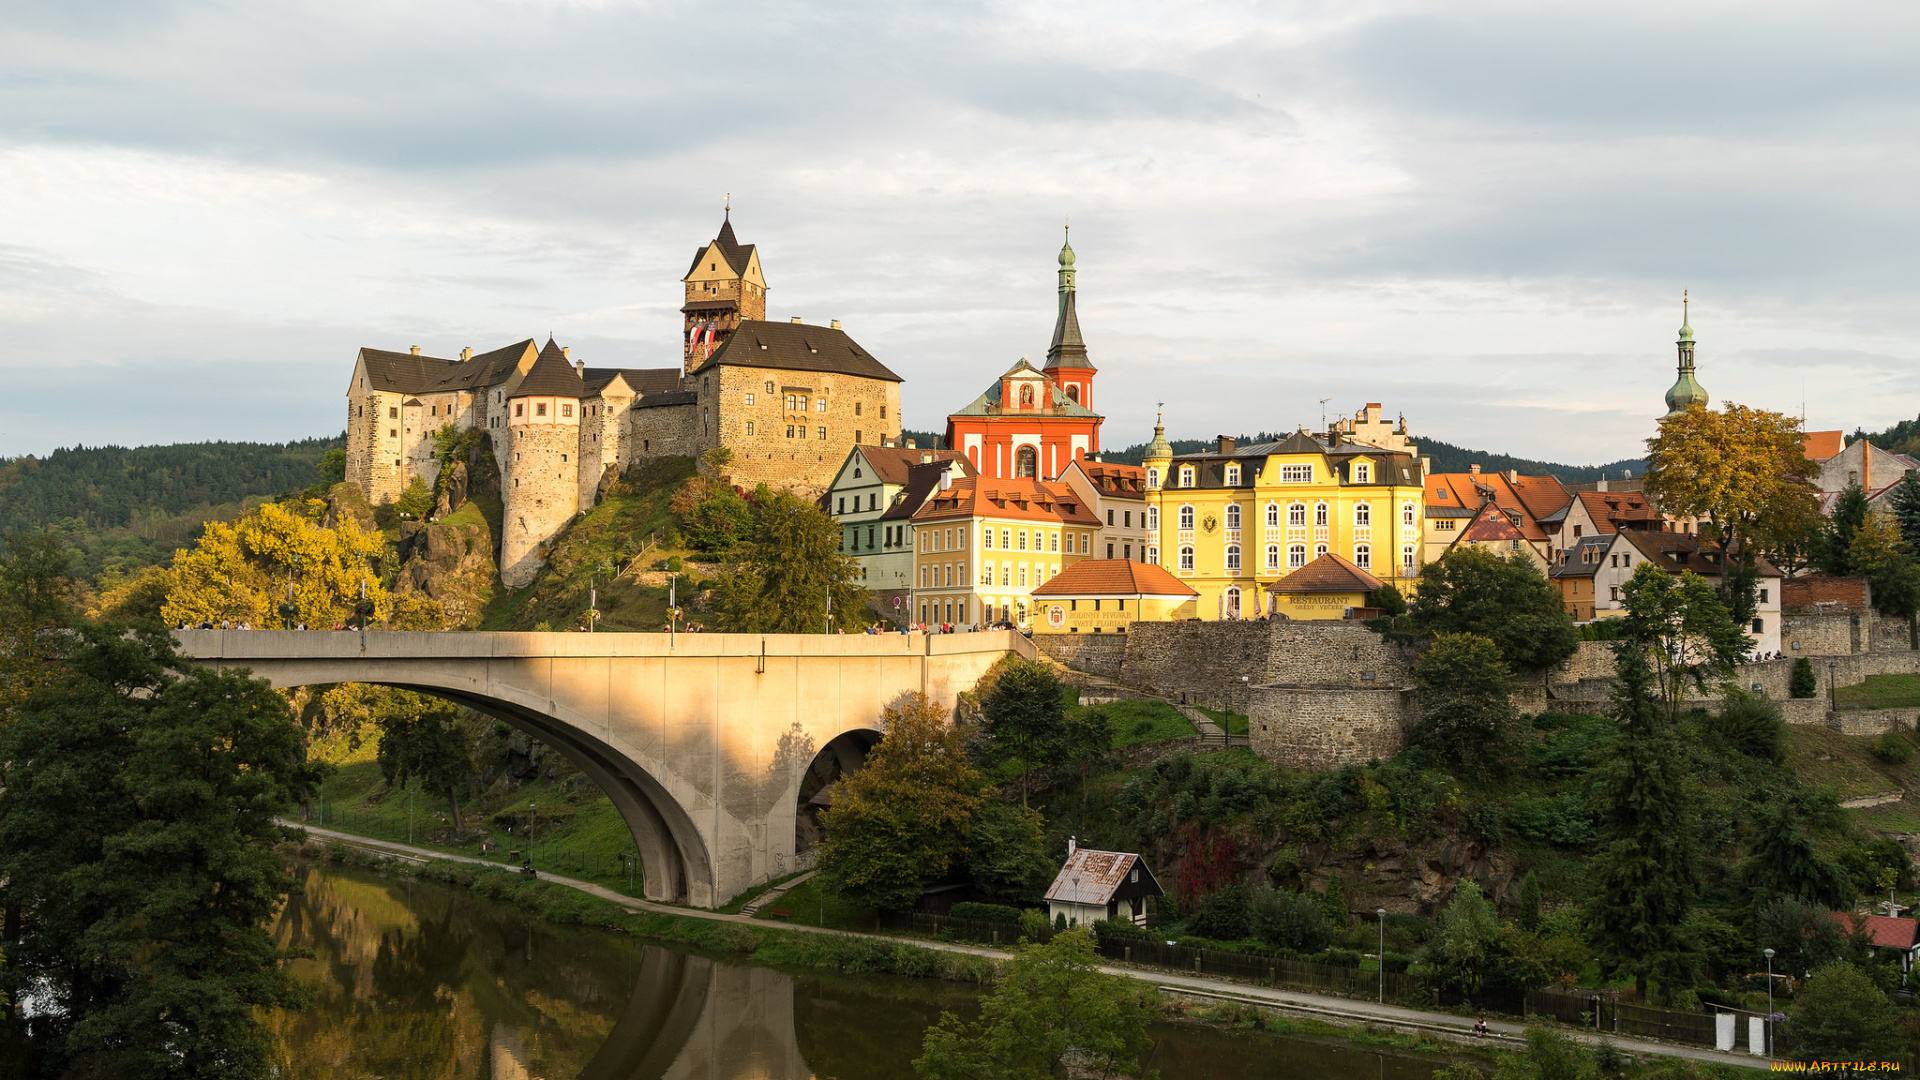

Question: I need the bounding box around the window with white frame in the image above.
[1353,463,1371,483]
[1179,505,1194,530]
[1354,503,1371,527]
[1287,502,1306,527]
[984,529,994,549]
[1403,502,1416,526]
[1266,544,1280,570]
[1280,464,1312,482]
[1314,543,1329,559]
[1179,546,1195,571]
[981,563,993,585]
[1179,466,1195,488]
[1001,563,1011,586]
[1266,502,1280,527]
[1080,534,1089,554]
[1224,464,1240,485]
[1315,502,1329,527]
[1147,507,1158,531]
[1146,467,1159,489]
[1226,504,1240,530]
[1288,543,1307,569]
[1226,544,1241,571]
[1355,544,1371,570]
[1147,545,1159,565]
[1402,545,1416,575]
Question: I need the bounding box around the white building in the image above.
[1044,841,1163,928]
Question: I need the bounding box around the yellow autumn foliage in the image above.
[1644,402,1820,554]
[162,498,390,628]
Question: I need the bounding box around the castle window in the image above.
[817,399,826,412]
[765,381,774,393]
[389,407,399,419]
[784,394,795,411]
[1226,504,1240,530]
[1179,546,1194,571]
[1280,465,1311,483]
[1179,466,1194,488]
[854,430,861,443]
[818,427,827,440]
[745,393,754,406]
[880,405,886,419]
[515,404,525,417]
[561,404,572,418]
[560,454,567,463]
[855,401,862,416]
[537,403,547,416]
[799,396,809,412]
[390,429,397,439]
[1225,464,1240,485]
[1179,505,1194,530]
[1266,544,1280,570]
[1289,543,1306,569]
[798,426,807,439]
[746,422,755,436]
[1355,544,1371,570]
[786,425,795,438]
[1226,545,1241,571]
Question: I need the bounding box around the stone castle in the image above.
[345,211,904,585]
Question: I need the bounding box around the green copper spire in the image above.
[1143,411,1173,464]
[1663,291,1708,418]
[1057,222,1076,318]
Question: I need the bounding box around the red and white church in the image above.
[943,231,1103,480]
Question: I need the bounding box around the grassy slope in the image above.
[1835,674,1920,711]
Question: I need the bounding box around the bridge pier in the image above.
[176,629,1027,907]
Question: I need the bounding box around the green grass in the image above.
[1834,673,1920,711]
[1195,705,1250,736]
[758,875,882,930]
[1100,699,1200,748]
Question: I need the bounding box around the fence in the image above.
[1524,989,1722,1047]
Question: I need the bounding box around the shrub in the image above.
[664,555,683,572]
[1871,731,1913,764]
[949,901,1023,924]
[1186,882,1252,941]
[1710,688,1786,762]
[1250,888,1331,952]
[1017,908,1051,940]
[1791,657,1818,698]
[1092,918,1152,942]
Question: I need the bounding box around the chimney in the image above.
[460,347,472,361]
[1596,477,1608,492]
[830,319,842,330]
[574,360,584,377]
[1506,469,1519,484]
[409,345,420,355]
[1217,435,1236,455]
[939,471,952,491]
[790,316,803,324]
[1068,836,1077,856]
[561,347,570,360]
[921,451,933,464]
[1468,464,1481,475]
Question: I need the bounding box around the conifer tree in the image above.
[1586,645,1695,1002]
[1890,470,1920,553]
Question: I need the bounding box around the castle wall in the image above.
[1249,686,1413,770]
[501,406,582,587]
[349,390,408,505]
[698,364,901,496]
[580,392,629,510]
[628,399,702,462]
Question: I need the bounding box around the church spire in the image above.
[1044,224,1094,374]
[1663,290,1709,418]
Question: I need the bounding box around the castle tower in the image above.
[501,338,585,586]
[1663,291,1709,418]
[1043,225,1097,413]
[681,203,767,375]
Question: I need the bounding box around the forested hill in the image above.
[903,426,1642,483]
[0,436,343,535]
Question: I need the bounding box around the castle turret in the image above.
[1663,292,1709,418]
[681,202,767,375]
[501,338,585,586]
[1142,413,1173,489]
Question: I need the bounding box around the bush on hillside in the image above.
[1790,657,1818,698]
[1707,688,1786,762]
[1870,731,1912,764]
[1250,887,1332,952]
[948,901,1024,924]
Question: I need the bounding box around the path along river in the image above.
[266,861,1446,1080]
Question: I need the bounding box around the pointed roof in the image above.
[1044,849,1162,905]
[1267,553,1383,594]
[1803,430,1845,462]
[507,338,585,399]
[355,347,457,394]
[689,320,901,382]
[1455,499,1529,544]
[683,213,758,279]
[421,339,538,393]
[1141,417,1174,463]
[1045,290,1094,372]
[1031,559,1197,599]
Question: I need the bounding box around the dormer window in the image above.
[1179,466,1195,488]
[1224,464,1241,485]
[1354,463,1371,483]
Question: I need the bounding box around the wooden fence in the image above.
[1524,989,1721,1047]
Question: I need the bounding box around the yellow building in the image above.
[1266,553,1382,621]
[908,475,1101,629]
[1141,425,1426,620]
[1031,559,1199,633]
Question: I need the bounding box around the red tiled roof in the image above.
[1823,912,1920,950]
[1031,559,1198,598]
[1072,460,1147,499]
[1803,430,1845,462]
[1457,500,1528,544]
[1266,553,1383,594]
[1424,471,1564,541]
[854,445,971,487]
[909,476,1099,526]
[1576,490,1660,534]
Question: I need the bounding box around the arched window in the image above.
[1402,545,1416,575]
[1266,502,1280,527]
[1287,502,1306,527]
[1315,502,1329,527]
[1019,383,1035,406]
[1066,385,1079,403]
[1355,503,1371,527]
[1315,543,1329,560]
[1147,545,1159,565]
[1265,544,1280,570]
[1225,545,1241,571]
[1146,467,1160,489]
[1403,502,1417,527]
[1355,544,1371,570]
[1016,445,1037,478]
[1179,505,1194,530]
[1179,546,1195,571]
[1225,586,1241,619]
[1288,543,1307,569]
[1147,506,1159,531]
[1179,466,1195,488]
[1226,504,1241,530]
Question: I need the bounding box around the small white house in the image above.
[1044,839,1164,928]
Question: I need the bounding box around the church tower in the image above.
[1043,225,1097,412]
[1663,291,1709,418]
[681,202,768,374]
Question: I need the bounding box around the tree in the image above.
[915,928,1159,1080]
[1411,633,1517,773]
[1889,469,1920,553]
[1517,872,1542,932]
[1490,1027,1599,1080]
[818,692,983,911]
[162,498,388,629]
[1814,483,1872,577]
[978,658,1071,806]
[1790,657,1818,698]
[1250,888,1332,952]
[1619,562,1751,721]
[1740,805,1854,910]
[1408,547,1577,672]
[1586,645,1695,1002]
[0,531,79,720]
[711,489,867,632]
[1847,510,1920,647]
[1425,881,1505,1000]
[0,623,325,1078]
[317,447,348,485]
[1752,898,1867,980]
[1644,402,1819,613]
[681,483,753,553]
[966,801,1056,904]
[1780,962,1904,1063]
[374,693,477,834]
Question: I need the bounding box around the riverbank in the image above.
[283,822,1766,1074]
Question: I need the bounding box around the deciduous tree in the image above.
[1619,562,1750,721]
[0,531,79,721]
[1408,547,1577,672]
[915,928,1158,1080]
[162,498,387,629]
[711,489,867,632]
[818,692,982,911]
[1781,963,1904,1064]
[966,801,1055,904]
[978,657,1072,806]
[374,693,477,834]
[1411,632,1517,773]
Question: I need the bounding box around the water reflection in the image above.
[269,863,1439,1080]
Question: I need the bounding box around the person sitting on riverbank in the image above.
[1472,1018,1490,1037]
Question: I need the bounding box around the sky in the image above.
[2,0,1917,464]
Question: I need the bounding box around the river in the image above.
[266,863,1447,1079]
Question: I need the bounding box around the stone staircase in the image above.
[739,870,816,917]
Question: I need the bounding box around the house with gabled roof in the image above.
[1058,457,1149,563]
[822,444,972,621]
[1045,841,1163,928]
[1265,552,1384,620]
[908,475,1100,630]
[1031,558,1198,632]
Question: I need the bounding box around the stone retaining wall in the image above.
[1249,686,1413,770]
[1033,633,1128,680]
[1831,708,1920,737]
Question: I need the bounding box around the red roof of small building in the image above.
[1576,490,1662,534]
[1456,499,1529,544]
[1823,912,1920,950]
[1803,430,1845,462]
[1031,559,1198,598]
[909,476,1099,526]
[1267,553,1383,594]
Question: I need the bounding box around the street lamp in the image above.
[1828,662,1837,713]
[1763,947,1776,1058]
[1377,908,1387,1003]
[527,800,537,872]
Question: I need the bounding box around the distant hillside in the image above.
[1852,412,1920,458]
[0,435,344,580]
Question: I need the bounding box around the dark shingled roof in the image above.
[507,338,585,400]
[421,339,537,393]
[633,389,698,409]
[358,348,457,394]
[689,320,902,383]
[855,445,970,487]
[680,299,739,314]
[881,460,970,521]
[1044,290,1095,372]
[684,216,757,279]
[584,367,684,397]
[1549,536,1613,580]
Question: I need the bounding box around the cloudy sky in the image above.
[3,0,1917,464]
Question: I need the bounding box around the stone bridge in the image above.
[175,629,1029,908]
